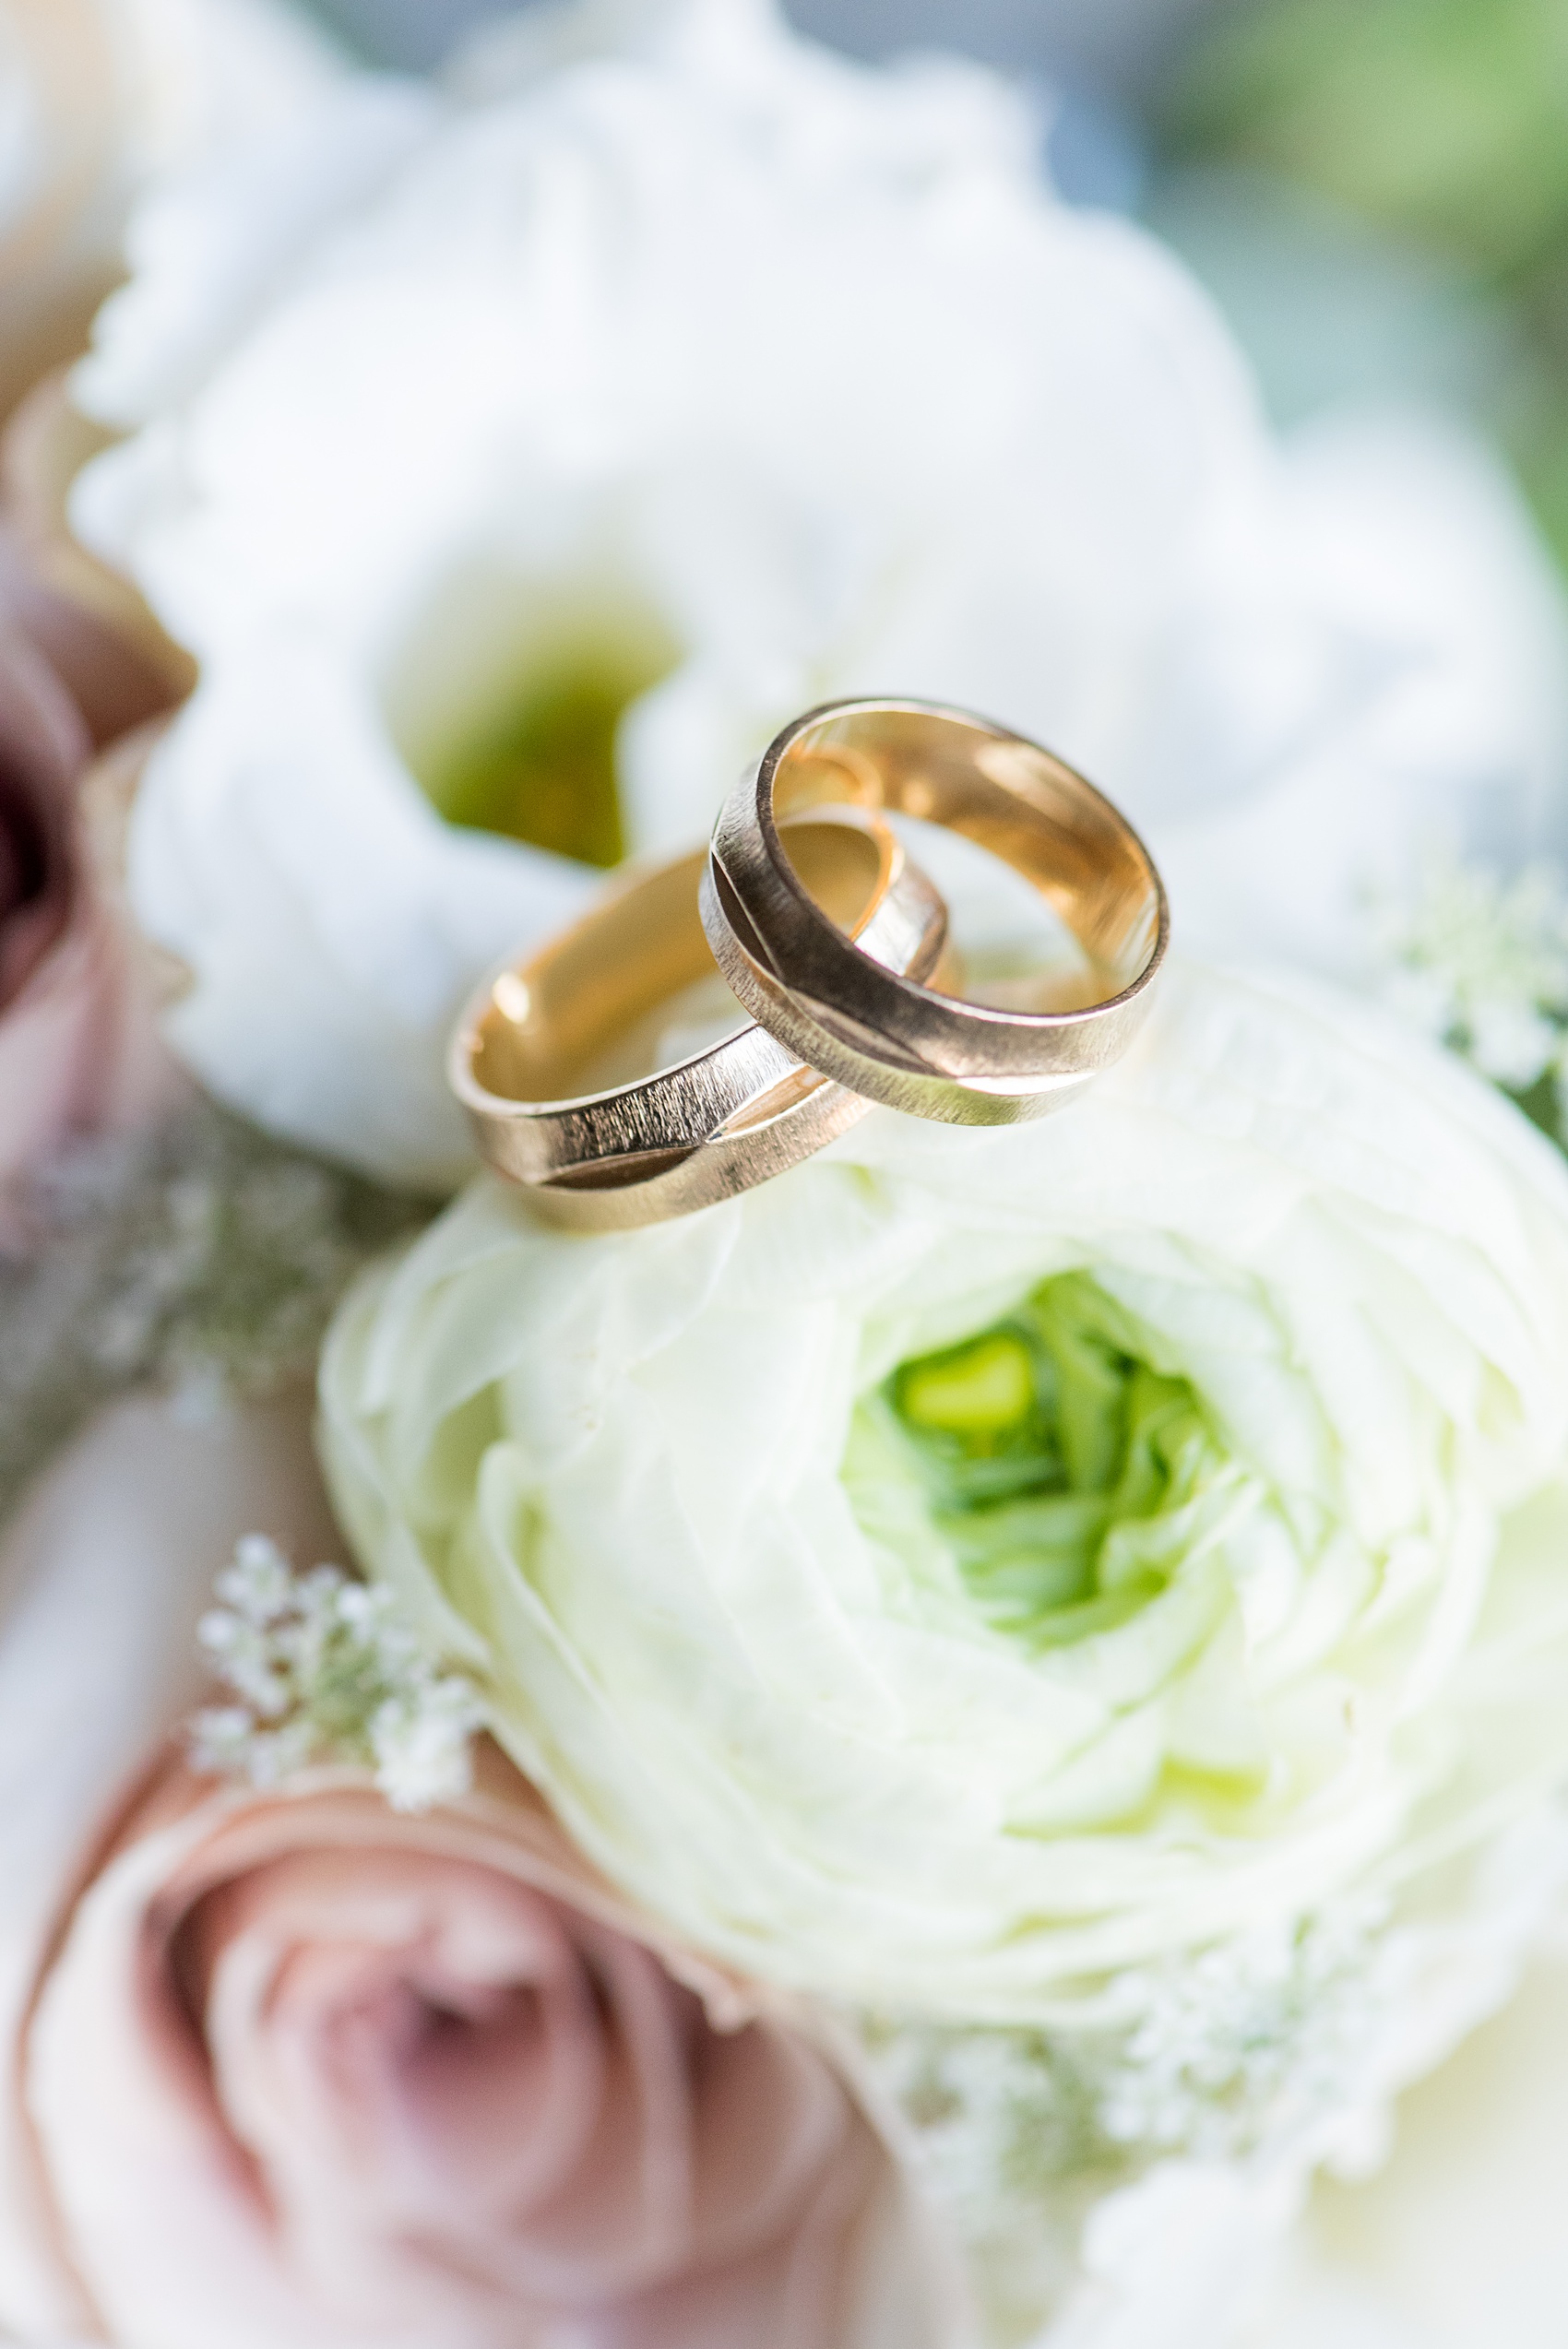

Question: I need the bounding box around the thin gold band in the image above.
[700,698,1168,1125]
[450,813,948,1229]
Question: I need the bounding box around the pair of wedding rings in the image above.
[449,699,1169,1230]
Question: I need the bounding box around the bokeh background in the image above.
[301,0,1215,89]
[299,0,1568,580]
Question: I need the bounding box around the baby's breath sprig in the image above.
[1097,1902,1389,2162]
[867,1901,1388,2207]
[1371,851,1568,1145]
[189,1535,485,1813]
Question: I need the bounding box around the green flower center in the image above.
[386,571,680,868]
[414,653,644,867]
[846,1274,1241,1649]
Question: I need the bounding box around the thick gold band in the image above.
[450,813,947,1229]
[700,699,1168,1125]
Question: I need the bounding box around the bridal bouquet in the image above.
[4,2,1568,2345]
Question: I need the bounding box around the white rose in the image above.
[0,0,339,421]
[62,0,1568,1183]
[318,959,1568,2020]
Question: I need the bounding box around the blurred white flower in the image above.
[1235,1899,1568,2348]
[0,0,340,419]
[318,959,1568,2020]
[63,0,1568,1182]
[1154,409,1568,983]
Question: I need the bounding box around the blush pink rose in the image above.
[26,1759,943,2349]
[0,1393,960,2349]
[0,522,185,1243]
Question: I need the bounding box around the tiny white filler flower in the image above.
[189,1532,485,1810]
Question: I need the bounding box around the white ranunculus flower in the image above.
[0,0,339,420]
[62,0,1568,1183]
[318,959,1568,2021]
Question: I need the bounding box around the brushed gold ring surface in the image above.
[700,699,1169,1125]
[450,813,948,1229]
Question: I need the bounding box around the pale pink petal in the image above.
[0,1388,340,2338]
[27,1774,958,2349]
[0,1396,961,2349]
[0,502,189,1242]
[0,523,183,755]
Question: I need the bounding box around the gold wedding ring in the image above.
[451,813,947,1229]
[701,699,1168,1124]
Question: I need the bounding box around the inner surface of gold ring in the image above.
[701,698,1169,1125]
[449,808,950,1228]
[769,711,1163,1004]
[469,814,897,1109]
